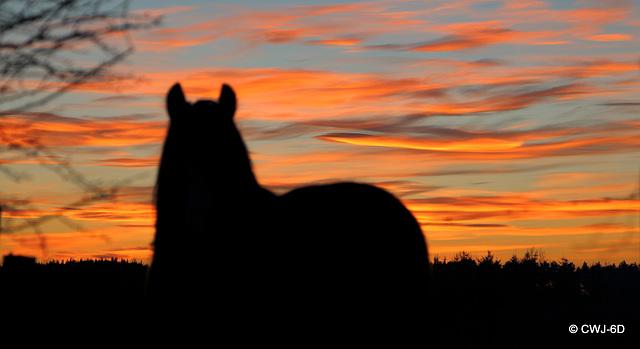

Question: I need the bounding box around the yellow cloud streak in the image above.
[320,134,523,152]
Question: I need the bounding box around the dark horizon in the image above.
[3,247,640,267]
[1,250,638,345]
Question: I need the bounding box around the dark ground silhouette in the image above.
[430,251,640,346]
[1,254,638,345]
[0,257,147,337]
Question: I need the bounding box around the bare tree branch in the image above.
[0,0,160,110]
[0,0,160,256]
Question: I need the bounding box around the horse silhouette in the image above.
[146,83,430,337]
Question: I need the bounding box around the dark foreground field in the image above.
[1,252,638,345]
[430,251,640,346]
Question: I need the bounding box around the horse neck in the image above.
[154,122,263,253]
[210,126,261,195]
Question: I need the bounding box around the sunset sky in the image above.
[1,0,639,265]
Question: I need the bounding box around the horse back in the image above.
[275,182,430,324]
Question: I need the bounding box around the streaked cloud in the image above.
[130,0,636,56]
[317,133,524,152]
[0,112,166,149]
[586,33,633,41]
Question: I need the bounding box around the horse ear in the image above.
[219,84,237,119]
[167,83,188,120]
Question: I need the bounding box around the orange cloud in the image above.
[409,26,532,52]
[311,39,363,46]
[0,112,166,149]
[536,172,623,188]
[311,118,640,162]
[64,201,153,223]
[1,208,51,219]
[133,2,382,52]
[586,34,633,41]
[0,186,153,229]
[96,157,159,168]
[0,184,155,262]
[16,50,633,127]
[317,133,523,152]
[500,0,547,10]
[407,195,638,226]
[125,0,638,61]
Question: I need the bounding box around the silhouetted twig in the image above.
[0,0,160,255]
[0,0,160,110]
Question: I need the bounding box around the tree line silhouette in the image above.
[1,251,638,344]
[0,256,147,329]
[431,249,639,346]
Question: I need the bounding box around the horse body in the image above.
[147,83,430,335]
